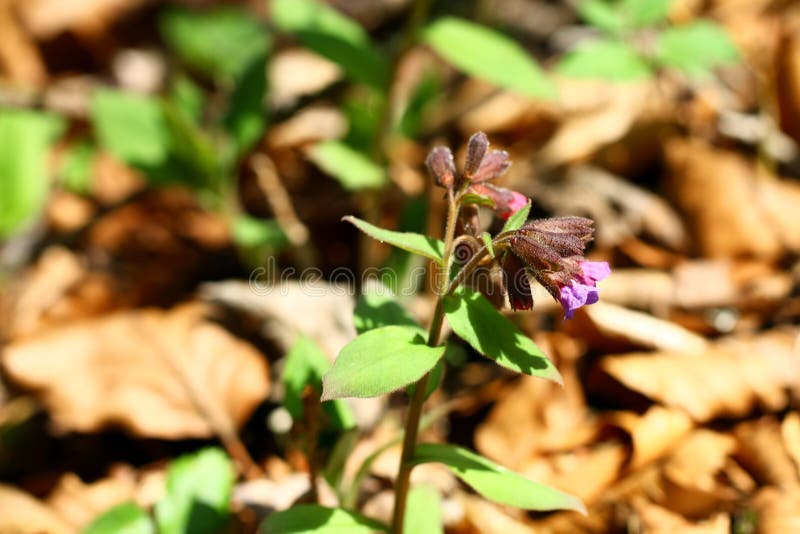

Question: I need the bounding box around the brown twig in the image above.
[250,153,318,269]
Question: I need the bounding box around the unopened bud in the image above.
[426,146,456,188]
[471,150,511,183]
[464,131,488,178]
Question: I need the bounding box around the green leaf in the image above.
[557,39,652,82]
[655,21,739,76]
[322,428,360,493]
[443,288,562,384]
[308,141,386,191]
[83,502,154,534]
[160,6,270,80]
[321,326,445,401]
[343,216,444,264]
[353,284,421,334]
[154,448,234,534]
[404,486,443,534]
[169,76,205,122]
[272,0,388,89]
[622,0,672,27]
[260,504,387,533]
[161,101,219,184]
[91,89,169,167]
[501,199,531,233]
[481,232,495,259]
[223,52,268,154]
[232,215,288,249]
[423,17,556,99]
[577,0,624,34]
[0,110,64,238]
[59,141,95,195]
[411,443,586,513]
[283,335,355,430]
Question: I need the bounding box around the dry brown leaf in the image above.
[657,429,740,517]
[600,328,800,422]
[1,304,269,438]
[521,443,628,506]
[734,417,800,489]
[582,302,708,353]
[0,484,73,534]
[753,486,800,534]
[267,106,348,149]
[16,0,153,39]
[630,496,730,534]
[460,495,535,534]
[538,80,662,165]
[781,412,800,480]
[608,406,694,469]
[269,49,343,109]
[47,470,137,529]
[666,138,800,259]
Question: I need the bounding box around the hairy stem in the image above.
[391,191,459,533]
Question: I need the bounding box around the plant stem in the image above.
[391,190,459,533]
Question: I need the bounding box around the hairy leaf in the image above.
[344,216,445,264]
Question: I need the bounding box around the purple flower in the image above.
[558,261,610,319]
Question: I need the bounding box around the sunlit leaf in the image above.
[423,17,556,99]
[501,199,531,233]
[481,232,495,258]
[655,21,739,76]
[444,288,561,384]
[272,0,388,89]
[308,141,386,191]
[83,502,154,534]
[411,443,586,513]
[160,6,269,80]
[260,504,387,533]
[622,0,672,27]
[59,141,95,195]
[0,110,64,238]
[557,39,652,82]
[343,216,444,264]
[578,0,624,34]
[155,448,234,534]
[321,326,445,400]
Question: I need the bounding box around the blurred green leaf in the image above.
[411,443,586,513]
[83,502,154,534]
[397,71,442,138]
[260,504,387,533]
[155,448,234,534]
[423,17,556,99]
[557,39,652,81]
[444,288,562,384]
[655,21,739,76]
[308,141,386,191]
[577,0,624,33]
[169,76,205,122]
[91,89,169,167]
[343,216,444,264]
[272,0,388,89]
[480,232,495,258]
[59,141,95,195]
[161,101,220,189]
[403,486,443,534]
[0,110,64,238]
[284,335,355,430]
[321,326,444,400]
[232,215,288,249]
[622,0,672,27]
[223,52,268,154]
[353,284,421,334]
[160,6,270,80]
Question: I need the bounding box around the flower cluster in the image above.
[504,217,609,317]
[426,132,527,220]
[425,132,610,319]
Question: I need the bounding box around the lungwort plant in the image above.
[264,132,609,534]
